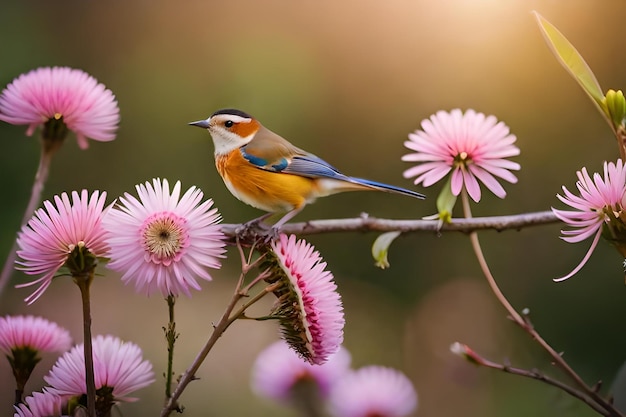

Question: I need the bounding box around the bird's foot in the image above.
[265,226,281,242]
[235,218,268,239]
[234,212,291,244]
[236,214,284,244]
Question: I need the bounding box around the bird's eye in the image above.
[224,120,234,128]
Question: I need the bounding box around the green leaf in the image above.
[533,11,608,118]
[372,231,401,269]
[435,176,457,223]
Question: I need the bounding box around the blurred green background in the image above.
[1,1,626,416]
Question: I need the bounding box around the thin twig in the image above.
[160,280,273,417]
[461,192,623,417]
[0,149,54,296]
[452,343,608,416]
[160,242,273,417]
[160,282,245,416]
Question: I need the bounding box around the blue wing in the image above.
[240,127,354,181]
[240,149,291,172]
[240,147,425,199]
[284,154,352,181]
[241,147,350,180]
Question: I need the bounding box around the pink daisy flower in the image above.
[327,366,418,417]
[251,340,351,402]
[14,390,66,417]
[15,190,109,304]
[0,67,120,149]
[0,315,71,354]
[1,316,72,398]
[402,109,520,202]
[268,234,345,365]
[103,178,225,297]
[552,160,626,281]
[45,335,154,405]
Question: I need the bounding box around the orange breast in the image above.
[216,151,318,212]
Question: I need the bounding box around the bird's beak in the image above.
[188,119,210,129]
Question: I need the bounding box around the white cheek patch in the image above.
[210,127,253,155]
[209,114,256,155]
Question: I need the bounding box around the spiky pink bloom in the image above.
[15,190,109,304]
[327,366,418,417]
[0,315,71,354]
[14,390,66,417]
[251,341,351,402]
[103,178,225,297]
[402,109,520,202]
[0,67,119,149]
[552,160,626,281]
[271,234,345,365]
[45,335,154,402]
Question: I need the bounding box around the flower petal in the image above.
[402,109,519,200]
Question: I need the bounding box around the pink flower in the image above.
[1,316,72,395]
[402,109,520,202]
[45,335,154,403]
[0,315,71,354]
[15,190,109,304]
[103,178,225,297]
[251,341,351,402]
[269,234,345,365]
[0,67,120,149]
[14,390,66,417]
[327,366,418,417]
[552,160,626,281]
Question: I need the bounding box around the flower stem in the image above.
[0,147,54,297]
[460,192,523,324]
[160,279,272,416]
[461,191,623,417]
[75,272,96,417]
[291,382,326,417]
[10,348,40,406]
[614,126,626,162]
[160,243,272,417]
[164,295,178,400]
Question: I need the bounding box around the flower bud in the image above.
[603,89,626,129]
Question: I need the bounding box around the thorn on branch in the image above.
[592,380,603,393]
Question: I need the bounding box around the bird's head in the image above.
[189,109,261,155]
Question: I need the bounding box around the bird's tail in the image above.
[347,177,425,199]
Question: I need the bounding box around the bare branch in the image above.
[220,210,559,239]
[451,342,618,417]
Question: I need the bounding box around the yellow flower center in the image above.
[142,213,188,263]
[453,151,472,169]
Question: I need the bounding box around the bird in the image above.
[189,109,425,232]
